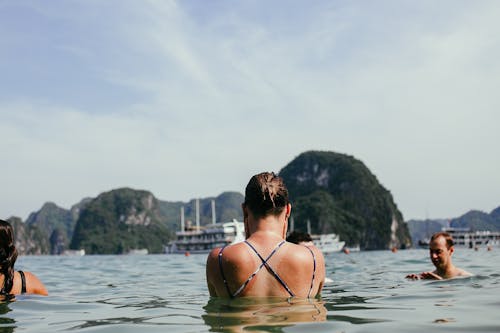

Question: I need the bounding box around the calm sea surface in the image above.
[2,248,499,332]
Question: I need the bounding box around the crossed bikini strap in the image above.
[218,240,293,298]
[243,240,295,297]
[302,245,317,298]
[18,270,27,294]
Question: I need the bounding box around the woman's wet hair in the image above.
[243,172,289,218]
[0,220,18,295]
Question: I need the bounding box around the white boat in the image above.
[442,227,500,248]
[166,219,245,254]
[166,199,244,254]
[311,233,346,253]
[62,249,85,256]
[127,248,149,255]
[295,219,346,253]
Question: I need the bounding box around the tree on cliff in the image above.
[280,150,411,250]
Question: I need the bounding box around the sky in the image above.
[1,0,499,221]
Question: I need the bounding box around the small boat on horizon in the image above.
[289,218,346,253]
[62,249,85,256]
[311,233,346,253]
[127,248,149,255]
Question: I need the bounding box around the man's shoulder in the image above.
[456,267,473,277]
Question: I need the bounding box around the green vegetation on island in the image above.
[4,150,498,254]
[280,151,411,250]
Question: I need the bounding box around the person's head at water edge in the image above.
[286,231,314,247]
[429,231,455,272]
[0,219,48,296]
[0,219,18,296]
[242,172,290,238]
[406,231,472,280]
[206,172,325,298]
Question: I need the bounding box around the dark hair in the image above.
[243,172,289,219]
[430,231,454,248]
[286,231,312,244]
[0,220,18,294]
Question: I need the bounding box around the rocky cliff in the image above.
[8,216,50,255]
[280,151,411,250]
[70,188,171,254]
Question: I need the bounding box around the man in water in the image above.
[406,231,472,280]
[286,231,334,284]
[286,231,314,246]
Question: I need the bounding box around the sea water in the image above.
[2,248,499,332]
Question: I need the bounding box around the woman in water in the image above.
[206,172,325,298]
[0,219,48,296]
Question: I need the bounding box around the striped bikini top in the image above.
[19,270,27,294]
[0,270,26,295]
[218,240,316,298]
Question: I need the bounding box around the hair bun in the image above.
[245,172,289,218]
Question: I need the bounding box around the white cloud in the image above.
[1,0,499,220]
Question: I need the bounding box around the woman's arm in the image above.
[25,271,48,296]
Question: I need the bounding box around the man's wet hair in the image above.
[431,231,454,248]
[287,231,312,244]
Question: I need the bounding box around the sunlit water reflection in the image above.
[1,248,498,332]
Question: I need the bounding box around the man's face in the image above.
[429,236,453,270]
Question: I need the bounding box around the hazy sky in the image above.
[1,1,499,221]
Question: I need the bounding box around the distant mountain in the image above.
[406,206,500,246]
[70,188,172,254]
[14,190,243,255]
[212,192,245,222]
[8,216,50,255]
[12,150,496,254]
[491,207,500,221]
[157,191,244,232]
[450,210,500,231]
[25,202,73,237]
[406,219,449,246]
[25,199,91,254]
[279,151,411,250]
[26,202,73,254]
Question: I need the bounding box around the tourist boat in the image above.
[442,227,500,248]
[311,233,346,253]
[300,219,346,253]
[166,219,245,254]
[165,199,245,254]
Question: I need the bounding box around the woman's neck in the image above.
[246,215,286,240]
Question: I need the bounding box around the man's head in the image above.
[429,232,454,271]
[287,231,313,245]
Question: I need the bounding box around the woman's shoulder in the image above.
[283,243,326,277]
[207,242,252,266]
[286,242,324,260]
[15,270,48,296]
